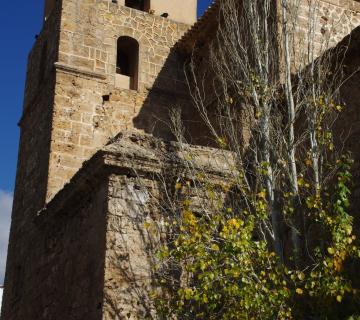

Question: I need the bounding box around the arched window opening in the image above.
[116,36,139,90]
[125,0,150,12]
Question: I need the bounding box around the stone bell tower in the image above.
[1,0,196,318]
[10,0,196,221]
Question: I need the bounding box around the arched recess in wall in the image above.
[116,36,139,90]
[125,0,150,12]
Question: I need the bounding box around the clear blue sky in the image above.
[0,0,213,193]
[0,1,44,193]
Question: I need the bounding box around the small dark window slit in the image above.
[125,0,150,12]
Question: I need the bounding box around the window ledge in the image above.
[115,73,134,90]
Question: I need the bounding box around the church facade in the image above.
[2,0,360,319]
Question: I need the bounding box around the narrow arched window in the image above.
[125,0,150,12]
[116,36,139,90]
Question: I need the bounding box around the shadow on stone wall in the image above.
[334,27,360,230]
[132,48,216,146]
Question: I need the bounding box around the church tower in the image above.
[4,0,360,319]
[2,0,196,318]
[11,0,195,221]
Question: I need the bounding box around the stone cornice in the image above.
[35,132,235,222]
[54,62,107,80]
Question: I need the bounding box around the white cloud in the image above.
[0,190,13,285]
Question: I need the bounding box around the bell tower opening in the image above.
[125,0,150,12]
[116,36,139,90]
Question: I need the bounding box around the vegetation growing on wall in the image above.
[152,0,360,318]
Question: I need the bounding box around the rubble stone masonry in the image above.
[50,0,191,202]
[295,0,360,57]
[4,0,360,319]
[15,0,192,224]
[1,133,233,319]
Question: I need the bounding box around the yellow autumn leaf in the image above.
[183,199,191,207]
[227,218,242,230]
[297,177,305,187]
[216,137,227,148]
[258,190,266,199]
[296,288,304,295]
[333,257,343,272]
[255,111,262,119]
[175,182,182,190]
[184,288,193,300]
[183,210,197,226]
[346,226,353,235]
[298,272,305,281]
[226,96,234,104]
[335,105,342,112]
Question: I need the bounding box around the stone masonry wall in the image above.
[293,0,360,62]
[1,133,234,320]
[18,0,360,217]
[11,0,61,222]
[2,3,63,318]
[47,0,192,201]
[1,168,108,320]
[99,133,235,319]
[104,173,160,319]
